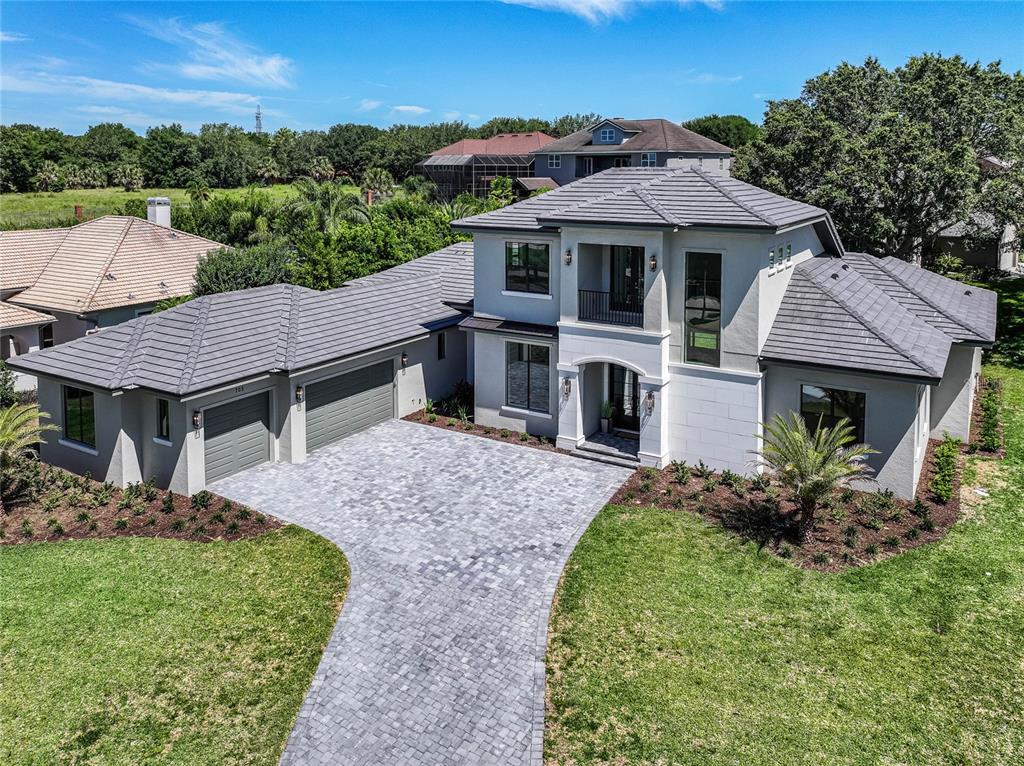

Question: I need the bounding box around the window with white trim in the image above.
[505,342,550,413]
[640,152,656,167]
[548,154,561,169]
[599,127,616,143]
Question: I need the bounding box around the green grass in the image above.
[547,365,1024,766]
[0,184,313,227]
[0,526,348,765]
[982,276,1024,367]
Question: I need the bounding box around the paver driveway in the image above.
[213,419,630,765]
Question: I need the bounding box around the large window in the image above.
[800,385,866,444]
[157,398,170,440]
[505,242,550,294]
[506,342,550,413]
[548,154,561,169]
[684,252,722,366]
[63,385,96,447]
[640,152,656,167]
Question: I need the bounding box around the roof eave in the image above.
[759,356,943,386]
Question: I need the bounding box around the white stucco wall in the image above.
[1,324,44,391]
[930,345,982,441]
[763,364,929,499]
[472,231,561,325]
[472,330,559,438]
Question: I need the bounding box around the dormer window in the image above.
[599,128,616,143]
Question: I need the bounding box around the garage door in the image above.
[204,392,271,483]
[306,361,394,452]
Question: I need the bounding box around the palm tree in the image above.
[0,404,59,513]
[754,411,877,537]
[361,167,394,205]
[187,179,211,207]
[289,178,369,234]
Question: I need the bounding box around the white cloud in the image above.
[357,98,382,112]
[501,0,721,24]
[443,110,461,120]
[392,105,429,115]
[75,104,159,126]
[128,17,294,88]
[688,72,743,84]
[1,71,267,116]
[1,31,28,42]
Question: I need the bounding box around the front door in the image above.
[608,364,640,432]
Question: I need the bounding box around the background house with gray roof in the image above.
[532,118,733,187]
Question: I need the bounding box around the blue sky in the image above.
[1,1,1021,134]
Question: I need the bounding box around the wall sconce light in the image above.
[563,248,573,266]
[295,384,305,403]
[562,376,572,398]
[401,352,408,369]
[649,253,658,271]
[644,390,655,414]
[192,410,202,430]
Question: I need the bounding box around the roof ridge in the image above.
[634,185,685,227]
[545,166,685,221]
[111,313,152,389]
[876,257,986,340]
[284,285,303,370]
[80,217,133,312]
[178,297,213,395]
[803,261,941,376]
[692,167,777,226]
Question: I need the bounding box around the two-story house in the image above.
[532,118,733,186]
[453,166,996,499]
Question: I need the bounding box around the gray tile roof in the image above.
[345,241,474,305]
[534,119,731,155]
[8,244,474,396]
[454,167,842,252]
[762,256,953,381]
[843,251,996,344]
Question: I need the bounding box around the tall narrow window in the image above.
[684,252,722,367]
[800,385,866,444]
[63,385,96,447]
[505,342,550,413]
[40,323,54,349]
[437,331,447,360]
[157,398,170,440]
[505,242,550,294]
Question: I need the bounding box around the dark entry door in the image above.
[610,246,644,313]
[608,364,640,431]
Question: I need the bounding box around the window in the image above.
[547,154,561,169]
[698,156,704,168]
[684,252,722,367]
[156,398,170,440]
[63,385,96,447]
[719,158,725,170]
[768,248,777,274]
[505,242,550,294]
[599,127,616,143]
[506,342,550,413]
[640,152,656,167]
[785,243,793,268]
[40,323,54,348]
[437,331,447,360]
[613,157,632,168]
[800,385,866,444]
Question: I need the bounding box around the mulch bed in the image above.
[1,463,279,546]
[610,437,962,573]
[403,410,566,453]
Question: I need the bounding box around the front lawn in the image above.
[546,364,1024,765]
[0,526,348,764]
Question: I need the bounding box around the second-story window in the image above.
[640,152,656,167]
[685,252,722,367]
[599,128,615,143]
[548,154,561,169]
[505,242,550,295]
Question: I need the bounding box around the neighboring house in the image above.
[935,212,1019,272]
[416,132,556,199]
[8,243,473,494]
[0,198,224,388]
[532,118,732,186]
[0,301,55,391]
[451,166,996,499]
[10,169,997,500]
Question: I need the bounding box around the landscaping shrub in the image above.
[190,490,213,510]
[979,381,1002,452]
[929,433,962,503]
[161,491,175,513]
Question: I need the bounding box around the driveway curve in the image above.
[213,419,629,765]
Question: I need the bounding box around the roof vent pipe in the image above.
[147,197,171,228]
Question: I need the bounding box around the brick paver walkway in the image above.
[213,419,629,765]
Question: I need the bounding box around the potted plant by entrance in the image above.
[600,401,615,434]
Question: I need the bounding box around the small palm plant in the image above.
[754,412,877,537]
[361,167,395,204]
[0,404,60,513]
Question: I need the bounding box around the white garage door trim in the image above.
[204,391,272,483]
[306,360,394,452]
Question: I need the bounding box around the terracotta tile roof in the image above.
[7,216,223,315]
[429,132,556,156]
[0,227,70,290]
[0,300,55,329]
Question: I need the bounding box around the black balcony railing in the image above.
[578,289,644,327]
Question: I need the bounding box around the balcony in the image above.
[578,289,643,327]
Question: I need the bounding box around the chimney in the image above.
[146,196,171,228]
